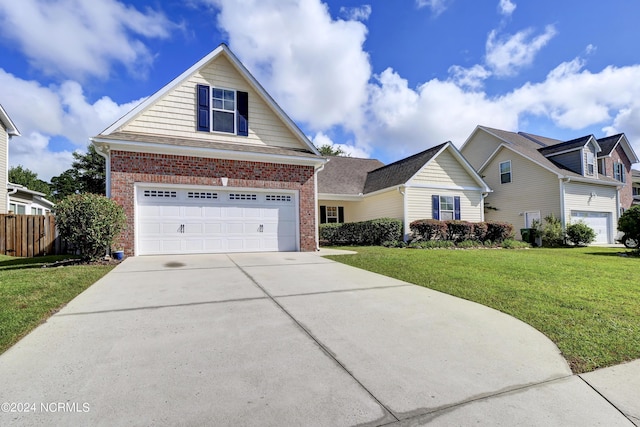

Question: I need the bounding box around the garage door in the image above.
[570,211,610,244]
[137,187,298,255]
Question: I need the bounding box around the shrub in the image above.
[410,219,447,241]
[55,193,126,260]
[618,205,640,249]
[456,240,480,248]
[566,222,596,246]
[319,218,403,246]
[501,239,531,249]
[382,240,407,248]
[408,240,455,249]
[542,213,565,247]
[444,220,474,242]
[485,222,514,243]
[473,222,488,242]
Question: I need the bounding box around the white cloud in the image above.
[498,0,516,17]
[8,132,75,181]
[486,25,557,77]
[448,64,491,90]
[415,0,452,16]
[311,132,370,158]
[0,0,179,80]
[339,5,371,21]
[207,0,371,131]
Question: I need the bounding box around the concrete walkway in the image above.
[0,252,636,426]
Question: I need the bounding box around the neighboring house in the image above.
[318,141,491,240]
[632,169,640,206]
[7,183,54,215]
[92,44,325,256]
[0,104,21,214]
[461,126,639,244]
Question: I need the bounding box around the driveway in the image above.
[0,252,633,426]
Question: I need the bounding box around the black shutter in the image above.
[432,195,440,220]
[338,207,344,223]
[197,85,210,132]
[454,196,461,220]
[237,91,249,136]
[320,206,327,224]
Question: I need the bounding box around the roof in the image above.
[537,135,597,156]
[0,104,20,136]
[517,132,561,147]
[363,143,448,194]
[98,43,320,156]
[632,169,640,178]
[7,183,55,208]
[597,134,623,156]
[317,156,384,195]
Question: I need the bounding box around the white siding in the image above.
[410,149,479,188]
[564,182,617,243]
[351,190,404,222]
[0,127,7,214]
[482,148,561,238]
[120,55,306,150]
[405,187,483,224]
[460,130,502,170]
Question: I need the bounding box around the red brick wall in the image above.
[110,151,317,255]
[601,145,633,210]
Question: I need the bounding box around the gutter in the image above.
[315,162,326,251]
[92,141,111,198]
[398,185,408,241]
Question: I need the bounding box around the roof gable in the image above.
[0,104,20,136]
[317,156,385,195]
[597,133,639,163]
[538,135,600,156]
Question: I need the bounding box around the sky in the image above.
[1,0,640,181]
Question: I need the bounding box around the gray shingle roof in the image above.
[596,134,623,156]
[363,143,448,194]
[317,156,385,195]
[537,135,593,155]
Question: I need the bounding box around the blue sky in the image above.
[1,0,640,181]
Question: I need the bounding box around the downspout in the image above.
[560,177,570,230]
[93,142,111,198]
[398,185,408,241]
[480,192,488,222]
[314,163,325,251]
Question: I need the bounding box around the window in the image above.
[229,193,257,201]
[31,207,43,215]
[197,85,249,136]
[598,158,606,176]
[431,195,461,220]
[9,203,25,214]
[500,161,512,184]
[320,206,344,224]
[633,186,640,196]
[586,152,595,175]
[614,162,626,183]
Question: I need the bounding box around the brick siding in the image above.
[601,145,633,210]
[110,151,317,255]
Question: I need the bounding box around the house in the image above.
[0,104,21,214]
[7,183,54,215]
[92,44,326,256]
[318,141,492,240]
[632,169,640,206]
[461,126,639,244]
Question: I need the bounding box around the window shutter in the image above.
[197,84,210,132]
[338,207,344,223]
[454,196,461,220]
[237,91,249,136]
[432,195,440,220]
[320,206,327,224]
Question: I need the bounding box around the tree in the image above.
[8,165,52,198]
[50,144,106,200]
[618,205,640,250]
[316,143,348,156]
[50,169,80,201]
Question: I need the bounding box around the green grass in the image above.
[0,255,114,354]
[326,246,640,373]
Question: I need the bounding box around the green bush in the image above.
[382,240,407,248]
[443,220,474,242]
[55,193,126,260]
[319,218,403,246]
[408,240,455,249]
[501,239,531,249]
[456,240,480,248]
[566,222,596,246]
[542,213,565,247]
[618,205,640,249]
[473,222,488,242]
[486,221,514,243]
[409,219,447,240]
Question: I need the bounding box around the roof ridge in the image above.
[517,132,548,147]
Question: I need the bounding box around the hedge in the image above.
[410,219,514,244]
[319,218,403,246]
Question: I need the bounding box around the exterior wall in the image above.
[547,151,582,175]
[460,130,502,170]
[482,148,561,239]
[110,151,316,255]
[351,189,403,222]
[0,127,7,214]
[410,149,478,188]
[8,192,52,214]
[317,199,360,223]
[602,144,634,209]
[120,55,303,150]
[405,187,483,224]
[563,182,618,242]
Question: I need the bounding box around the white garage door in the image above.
[570,211,610,244]
[137,187,298,255]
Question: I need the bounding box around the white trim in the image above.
[318,193,363,201]
[210,86,237,135]
[403,183,487,192]
[544,147,583,157]
[560,178,567,230]
[499,160,512,184]
[0,104,20,136]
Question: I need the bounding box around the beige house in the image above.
[92,44,325,256]
[0,104,21,214]
[7,183,54,215]
[318,141,491,240]
[461,126,639,244]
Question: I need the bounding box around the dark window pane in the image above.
[213,111,235,133]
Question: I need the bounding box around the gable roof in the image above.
[317,156,384,195]
[517,132,560,147]
[596,133,639,163]
[99,43,320,156]
[537,135,599,156]
[0,104,20,136]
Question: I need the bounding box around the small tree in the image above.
[618,205,640,250]
[542,213,564,247]
[566,222,596,246]
[55,194,126,260]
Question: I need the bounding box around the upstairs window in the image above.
[197,85,248,136]
[598,158,606,176]
[586,152,595,175]
[614,162,626,183]
[500,161,512,184]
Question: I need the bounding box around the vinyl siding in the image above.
[405,187,483,223]
[120,55,305,150]
[546,151,582,175]
[460,130,502,170]
[0,128,7,213]
[564,181,617,240]
[351,190,403,222]
[410,149,479,188]
[482,148,561,239]
[317,200,360,223]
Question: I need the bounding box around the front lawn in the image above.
[0,255,115,354]
[325,246,640,373]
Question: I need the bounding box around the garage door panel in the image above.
[184,206,203,217]
[571,211,610,244]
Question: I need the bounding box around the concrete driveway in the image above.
[0,252,633,426]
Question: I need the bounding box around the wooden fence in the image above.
[0,214,62,257]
